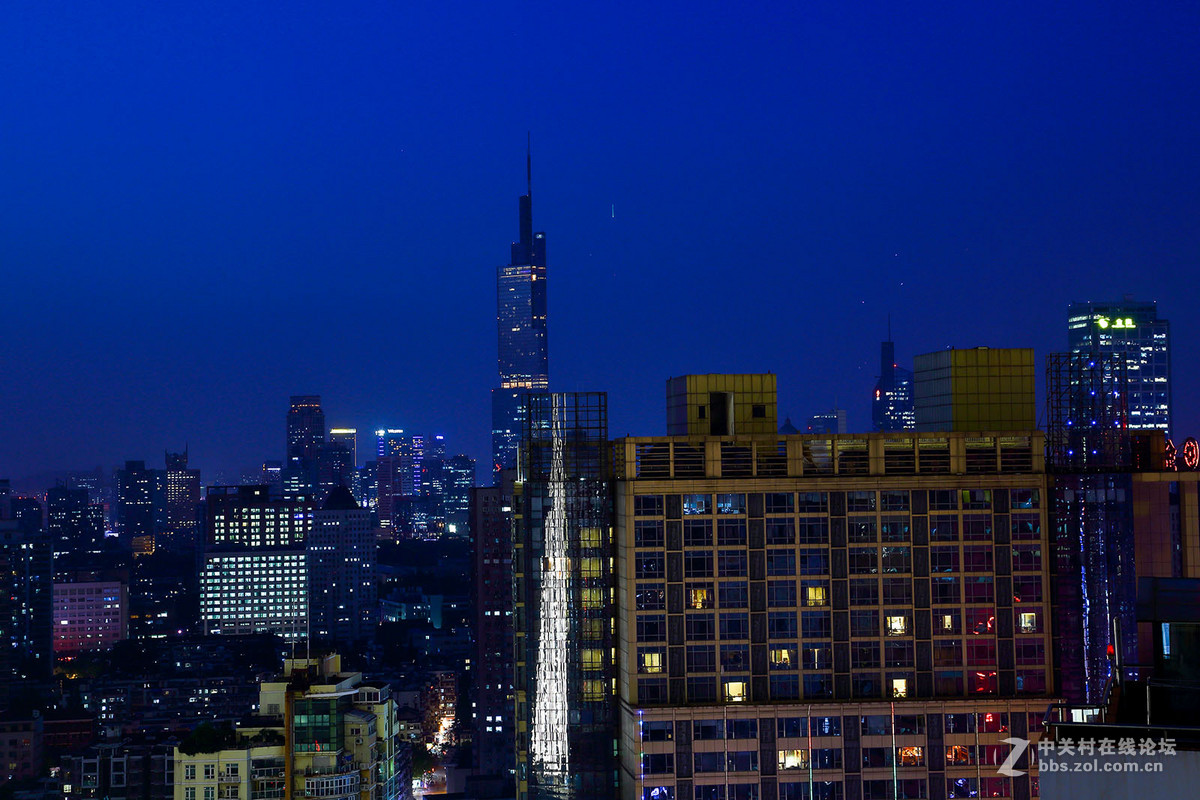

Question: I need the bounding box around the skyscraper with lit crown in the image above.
[491,143,549,480]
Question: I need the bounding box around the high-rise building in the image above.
[46,486,106,554]
[444,455,476,537]
[611,376,1053,800]
[329,427,358,466]
[1068,298,1171,436]
[308,486,377,648]
[285,395,325,495]
[199,486,313,641]
[116,460,166,554]
[872,338,915,432]
[286,395,326,466]
[513,393,614,800]
[172,654,410,800]
[0,492,53,693]
[471,474,516,788]
[491,147,549,480]
[913,347,1036,432]
[164,448,201,548]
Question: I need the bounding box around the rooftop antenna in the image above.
[526,131,532,198]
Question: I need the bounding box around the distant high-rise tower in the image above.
[116,460,166,554]
[286,395,326,465]
[872,337,915,432]
[491,143,549,480]
[1068,298,1171,436]
[285,395,325,496]
[164,448,201,548]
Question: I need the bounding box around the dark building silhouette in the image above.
[116,460,166,554]
[872,337,915,432]
[285,395,325,496]
[491,145,549,480]
[0,486,52,698]
[47,486,106,553]
[471,473,516,789]
[308,485,376,648]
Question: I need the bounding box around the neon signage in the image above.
[1164,437,1200,471]
[1096,317,1135,329]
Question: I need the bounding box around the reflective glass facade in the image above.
[514,393,614,800]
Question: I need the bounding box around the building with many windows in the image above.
[513,394,614,800]
[612,417,1053,799]
[199,486,313,642]
[52,580,128,653]
[1068,297,1171,436]
[506,376,1056,800]
[308,486,377,648]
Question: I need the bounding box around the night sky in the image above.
[3,1,1199,482]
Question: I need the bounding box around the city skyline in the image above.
[2,2,1200,481]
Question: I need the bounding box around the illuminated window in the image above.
[769,648,793,669]
[941,613,957,632]
[583,649,605,671]
[638,649,664,674]
[886,616,908,636]
[897,746,923,766]
[946,745,972,765]
[581,588,603,609]
[689,586,712,609]
[777,749,808,770]
[1018,611,1039,634]
[805,585,827,607]
[892,678,908,698]
[582,680,606,702]
[724,680,748,702]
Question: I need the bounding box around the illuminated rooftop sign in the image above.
[1096,317,1135,329]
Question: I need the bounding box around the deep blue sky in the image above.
[2,1,1199,482]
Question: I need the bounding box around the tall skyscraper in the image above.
[513,393,613,800]
[164,448,201,548]
[872,338,915,432]
[329,427,358,466]
[285,395,326,496]
[471,474,516,788]
[1068,298,1171,436]
[491,145,549,480]
[115,460,166,554]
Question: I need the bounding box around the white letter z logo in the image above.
[998,737,1029,777]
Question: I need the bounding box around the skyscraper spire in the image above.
[527,131,532,198]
